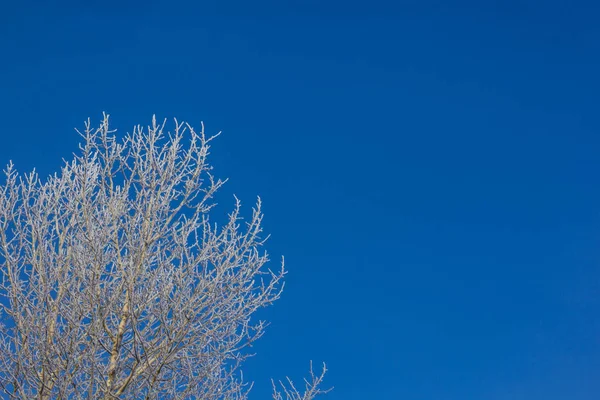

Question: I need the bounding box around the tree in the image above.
[0,115,329,400]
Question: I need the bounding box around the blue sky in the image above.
[1,1,600,399]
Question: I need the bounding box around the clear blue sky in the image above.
[1,1,600,399]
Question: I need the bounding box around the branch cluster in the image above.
[0,115,328,400]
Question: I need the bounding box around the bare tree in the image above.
[0,115,329,400]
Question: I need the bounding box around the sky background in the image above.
[1,1,600,399]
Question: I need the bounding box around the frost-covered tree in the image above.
[0,115,328,400]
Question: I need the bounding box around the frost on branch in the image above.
[271,362,332,400]
[0,114,328,399]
